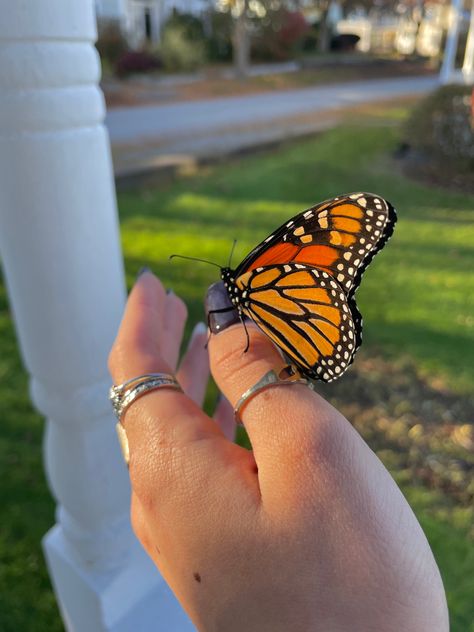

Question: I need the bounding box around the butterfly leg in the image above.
[240,315,250,354]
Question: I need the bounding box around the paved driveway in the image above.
[106,76,438,146]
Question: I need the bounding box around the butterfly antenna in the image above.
[228,239,237,268]
[169,254,222,269]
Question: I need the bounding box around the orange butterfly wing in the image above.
[236,263,358,382]
[225,192,396,382]
[236,192,396,298]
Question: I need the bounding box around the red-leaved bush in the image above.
[115,50,162,78]
[252,10,309,61]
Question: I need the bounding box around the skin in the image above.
[108,271,449,632]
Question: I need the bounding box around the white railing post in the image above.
[0,1,193,630]
[462,1,474,81]
[440,0,463,84]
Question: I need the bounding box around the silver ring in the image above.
[109,373,182,422]
[109,373,183,466]
[234,365,311,425]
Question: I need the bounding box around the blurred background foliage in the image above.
[96,0,464,76]
[404,84,474,192]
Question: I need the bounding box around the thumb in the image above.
[205,282,346,473]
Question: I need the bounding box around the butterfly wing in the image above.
[235,192,396,298]
[236,263,360,382]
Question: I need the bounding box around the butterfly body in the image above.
[220,192,396,383]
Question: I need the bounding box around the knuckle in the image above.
[128,426,189,511]
[281,400,350,478]
[108,340,125,375]
[211,326,278,381]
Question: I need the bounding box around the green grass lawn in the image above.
[1,111,473,631]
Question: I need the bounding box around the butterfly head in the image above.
[221,267,240,309]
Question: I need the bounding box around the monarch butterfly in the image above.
[218,192,396,383]
[173,192,396,382]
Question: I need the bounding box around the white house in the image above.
[95,0,209,47]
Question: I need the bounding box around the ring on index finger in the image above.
[109,373,183,465]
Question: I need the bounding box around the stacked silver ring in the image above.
[109,373,183,466]
[109,373,182,422]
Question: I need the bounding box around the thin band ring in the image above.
[109,373,182,422]
[234,365,311,425]
[109,373,183,466]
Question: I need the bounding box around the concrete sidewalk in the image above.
[108,75,437,183]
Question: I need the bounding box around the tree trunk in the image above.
[318,3,331,53]
[233,0,250,78]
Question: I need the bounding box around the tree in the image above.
[217,0,251,77]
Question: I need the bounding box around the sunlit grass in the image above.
[400,482,474,632]
[0,112,472,630]
[119,123,474,394]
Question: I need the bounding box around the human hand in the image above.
[108,270,448,632]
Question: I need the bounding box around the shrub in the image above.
[206,10,233,62]
[96,21,129,66]
[162,10,206,42]
[158,25,207,72]
[252,10,309,61]
[406,85,473,164]
[404,85,473,190]
[115,50,162,78]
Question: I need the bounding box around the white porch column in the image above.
[0,1,193,631]
[462,0,474,81]
[440,0,463,84]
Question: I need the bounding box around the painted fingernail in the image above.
[191,321,207,338]
[205,282,239,335]
[214,391,223,409]
[137,266,151,278]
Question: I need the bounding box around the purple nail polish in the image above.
[137,266,151,278]
[205,282,240,334]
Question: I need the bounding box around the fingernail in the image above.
[166,288,174,295]
[191,321,207,338]
[137,266,151,278]
[205,282,239,334]
[214,391,223,409]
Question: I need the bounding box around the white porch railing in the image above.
[0,1,193,630]
[440,0,474,84]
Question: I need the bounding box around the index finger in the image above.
[108,272,237,504]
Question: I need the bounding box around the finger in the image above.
[108,272,250,511]
[176,322,209,406]
[205,282,342,470]
[161,290,188,371]
[213,394,236,441]
[110,269,167,382]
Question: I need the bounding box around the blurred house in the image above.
[95,0,208,47]
[335,1,464,60]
